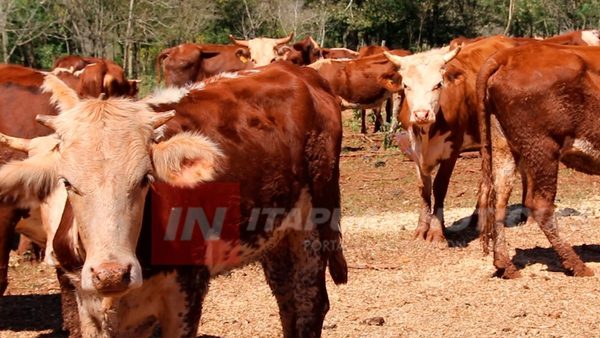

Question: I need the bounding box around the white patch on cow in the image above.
[75,271,189,337]
[49,67,75,75]
[573,138,600,160]
[145,70,257,106]
[144,87,190,106]
[207,188,312,275]
[410,128,454,174]
[581,30,600,46]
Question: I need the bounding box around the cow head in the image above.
[54,56,139,98]
[384,46,461,126]
[229,33,294,66]
[157,44,252,87]
[0,75,223,297]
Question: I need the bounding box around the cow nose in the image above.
[413,109,433,123]
[91,262,132,294]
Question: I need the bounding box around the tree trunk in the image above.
[124,0,135,77]
[503,0,515,35]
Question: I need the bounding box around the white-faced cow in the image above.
[383,36,529,242]
[0,63,137,297]
[0,62,346,337]
[229,33,294,66]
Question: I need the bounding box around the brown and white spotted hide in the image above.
[0,62,346,337]
[384,36,530,242]
[478,43,600,279]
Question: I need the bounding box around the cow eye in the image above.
[141,173,155,187]
[61,178,72,189]
[433,82,443,90]
[403,83,410,90]
[60,177,81,195]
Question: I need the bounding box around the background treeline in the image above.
[1,0,598,81]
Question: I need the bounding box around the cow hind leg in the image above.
[534,196,593,277]
[262,230,329,338]
[526,145,593,277]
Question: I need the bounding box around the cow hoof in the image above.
[426,230,446,243]
[413,226,429,240]
[495,265,521,279]
[573,265,594,277]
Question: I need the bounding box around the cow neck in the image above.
[53,199,84,272]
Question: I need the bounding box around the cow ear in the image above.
[151,132,223,188]
[0,149,60,208]
[200,49,221,60]
[378,71,403,92]
[235,48,251,64]
[77,62,109,98]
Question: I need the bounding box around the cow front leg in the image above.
[56,268,81,337]
[262,230,329,338]
[373,108,383,133]
[161,267,210,338]
[429,154,459,242]
[360,109,367,134]
[0,206,20,295]
[413,168,432,240]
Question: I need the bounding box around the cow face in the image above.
[0,75,223,297]
[384,47,461,126]
[229,33,294,66]
[159,44,204,87]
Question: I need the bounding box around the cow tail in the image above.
[477,56,502,254]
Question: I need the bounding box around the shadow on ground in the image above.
[513,244,600,275]
[444,204,532,248]
[0,293,65,336]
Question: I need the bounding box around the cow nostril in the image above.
[122,264,132,285]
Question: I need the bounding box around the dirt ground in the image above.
[2,112,600,337]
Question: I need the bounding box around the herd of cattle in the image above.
[0,28,598,337]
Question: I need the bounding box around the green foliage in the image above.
[0,0,598,81]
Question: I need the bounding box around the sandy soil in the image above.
[2,113,600,337]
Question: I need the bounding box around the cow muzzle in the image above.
[85,260,142,295]
[411,109,436,125]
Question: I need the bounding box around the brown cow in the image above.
[358,45,389,57]
[0,64,137,296]
[383,36,529,242]
[53,55,139,98]
[478,43,600,279]
[0,62,346,336]
[279,36,359,66]
[156,43,253,87]
[229,33,294,66]
[277,36,322,65]
[309,50,410,133]
[320,47,360,60]
[357,45,393,132]
[385,32,599,243]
